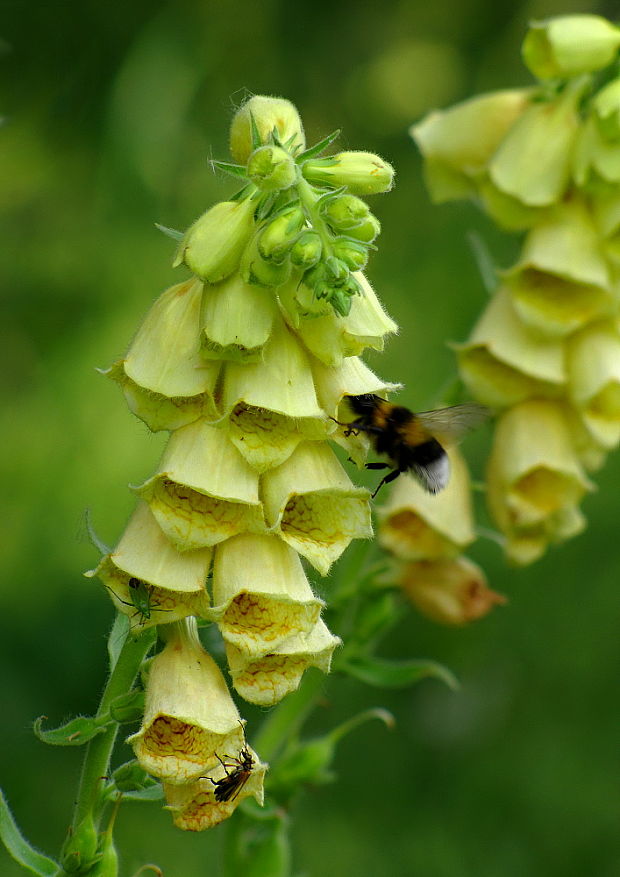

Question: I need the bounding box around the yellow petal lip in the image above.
[164,746,267,830]
[262,442,372,575]
[85,503,211,629]
[378,447,474,561]
[567,321,620,448]
[136,421,264,550]
[208,534,323,656]
[455,287,566,408]
[226,619,341,706]
[104,278,220,431]
[201,273,276,362]
[129,621,244,784]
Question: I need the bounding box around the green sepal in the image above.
[313,185,347,209]
[83,509,112,555]
[296,129,341,162]
[33,715,109,747]
[338,654,459,690]
[110,762,163,801]
[249,112,262,151]
[211,160,249,180]
[107,689,145,724]
[60,816,98,874]
[230,183,256,202]
[154,223,184,242]
[0,789,58,876]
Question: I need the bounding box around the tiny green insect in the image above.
[106,577,172,628]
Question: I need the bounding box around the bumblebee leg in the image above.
[371,468,401,498]
[365,462,389,470]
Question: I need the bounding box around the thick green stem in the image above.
[71,630,153,830]
[252,669,326,762]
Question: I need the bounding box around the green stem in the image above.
[71,629,153,830]
[252,669,326,762]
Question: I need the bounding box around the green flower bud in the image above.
[302,150,394,194]
[523,15,620,80]
[240,231,292,287]
[230,95,305,163]
[290,230,322,267]
[88,838,118,877]
[247,144,298,191]
[175,199,256,283]
[258,206,305,261]
[332,238,368,271]
[346,214,381,243]
[60,816,99,874]
[320,193,370,231]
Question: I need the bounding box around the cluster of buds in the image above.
[378,449,505,625]
[412,14,620,564]
[176,97,393,318]
[89,95,397,829]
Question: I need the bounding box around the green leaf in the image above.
[296,129,341,162]
[340,655,459,690]
[211,160,248,180]
[0,789,58,876]
[154,223,184,242]
[33,715,108,747]
[122,784,164,802]
[107,612,130,670]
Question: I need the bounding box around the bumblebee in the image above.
[340,394,488,497]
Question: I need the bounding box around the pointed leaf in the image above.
[340,655,458,690]
[82,508,111,555]
[154,223,184,242]
[296,129,341,162]
[107,612,130,670]
[122,784,165,802]
[0,789,58,876]
[211,160,248,180]
[33,715,108,747]
[250,112,262,150]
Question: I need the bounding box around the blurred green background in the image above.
[3,0,620,874]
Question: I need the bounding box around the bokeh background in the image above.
[3,0,620,874]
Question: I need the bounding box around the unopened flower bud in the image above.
[258,207,305,261]
[400,556,506,625]
[230,95,305,163]
[290,230,322,267]
[522,15,620,80]
[240,231,292,287]
[302,151,394,194]
[247,144,297,191]
[175,199,256,284]
[332,238,369,271]
[346,213,381,243]
[321,194,370,231]
[60,816,98,874]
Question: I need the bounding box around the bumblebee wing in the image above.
[416,403,489,444]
